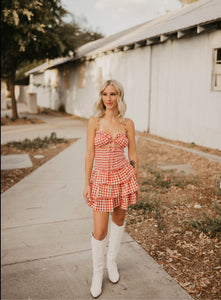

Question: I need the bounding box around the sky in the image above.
[61,0,182,36]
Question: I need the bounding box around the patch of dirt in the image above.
[1,117,45,126]
[125,136,221,300]
[136,131,221,157]
[1,138,78,193]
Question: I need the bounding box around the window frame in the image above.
[212,48,221,92]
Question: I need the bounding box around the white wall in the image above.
[16,85,29,103]
[31,69,59,109]
[59,61,98,118]
[99,48,151,132]
[66,47,151,131]
[1,81,7,109]
[29,29,221,150]
[150,31,221,150]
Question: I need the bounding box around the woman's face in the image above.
[101,85,118,110]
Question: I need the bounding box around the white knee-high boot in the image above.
[90,235,106,298]
[107,221,125,283]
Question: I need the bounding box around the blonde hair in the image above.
[94,79,127,122]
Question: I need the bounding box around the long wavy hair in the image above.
[94,79,127,122]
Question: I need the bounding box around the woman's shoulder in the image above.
[124,118,135,134]
[89,115,97,122]
[125,118,134,127]
[88,116,99,129]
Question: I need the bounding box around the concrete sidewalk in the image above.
[1,107,88,144]
[1,131,193,299]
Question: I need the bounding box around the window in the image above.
[212,48,221,91]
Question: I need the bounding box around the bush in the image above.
[4,132,68,150]
[129,195,165,231]
[188,202,221,240]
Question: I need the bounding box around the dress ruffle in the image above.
[90,174,138,198]
[88,193,137,212]
[89,162,138,212]
[91,163,136,185]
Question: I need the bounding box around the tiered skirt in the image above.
[88,162,138,212]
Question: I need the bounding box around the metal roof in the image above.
[26,0,221,74]
[25,56,71,76]
[84,0,221,57]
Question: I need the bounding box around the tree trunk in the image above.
[8,72,19,119]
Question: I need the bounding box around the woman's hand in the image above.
[83,185,91,203]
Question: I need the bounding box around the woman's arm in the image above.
[126,118,138,178]
[126,118,140,200]
[83,116,96,202]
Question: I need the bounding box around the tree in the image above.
[56,20,103,51]
[1,0,103,119]
[179,0,200,6]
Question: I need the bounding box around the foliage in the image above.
[128,194,165,231]
[140,168,197,192]
[15,59,45,85]
[1,0,104,118]
[1,0,67,78]
[188,202,221,239]
[1,0,103,79]
[4,132,67,150]
[216,178,221,196]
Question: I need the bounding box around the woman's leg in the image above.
[112,206,126,226]
[90,211,109,298]
[107,206,126,283]
[93,211,109,240]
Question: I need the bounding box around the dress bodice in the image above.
[94,130,129,171]
[94,130,128,148]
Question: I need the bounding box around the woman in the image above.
[83,79,139,298]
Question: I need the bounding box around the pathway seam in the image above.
[2,241,135,267]
[2,217,91,231]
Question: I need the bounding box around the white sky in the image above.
[61,0,182,36]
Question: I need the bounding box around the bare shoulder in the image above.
[125,118,135,130]
[88,116,98,129]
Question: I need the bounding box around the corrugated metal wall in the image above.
[31,30,221,150]
[150,30,221,149]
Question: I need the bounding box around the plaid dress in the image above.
[88,128,138,212]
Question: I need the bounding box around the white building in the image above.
[26,0,221,150]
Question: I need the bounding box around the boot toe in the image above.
[109,273,120,283]
[90,279,102,298]
[90,287,102,298]
[107,263,120,283]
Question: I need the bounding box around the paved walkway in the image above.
[1,105,194,299]
[1,104,87,144]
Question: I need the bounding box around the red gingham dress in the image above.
[88,123,138,212]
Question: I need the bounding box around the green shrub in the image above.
[129,195,165,231]
[4,132,68,150]
[188,202,221,240]
[216,179,221,196]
